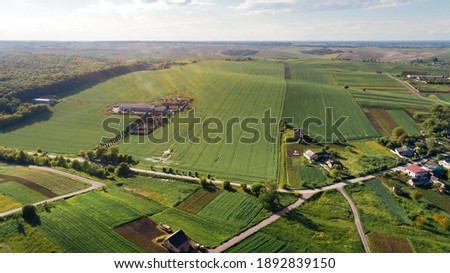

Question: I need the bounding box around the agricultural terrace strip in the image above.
[226,190,363,253]
[122,176,199,207]
[114,218,167,253]
[366,109,399,135]
[0,164,88,195]
[0,181,48,204]
[385,109,419,135]
[351,89,432,110]
[367,232,413,253]
[177,188,223,214]
[365,179,411,225]
[120,60,286,182]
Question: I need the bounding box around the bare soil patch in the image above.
[114,217,167,253]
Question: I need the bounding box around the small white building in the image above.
[405,164,429,178]
[303,150,318,161]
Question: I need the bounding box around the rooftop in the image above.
[165,230,190,248]
[407,164,426,174]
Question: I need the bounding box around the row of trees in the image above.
[0,146,133,179]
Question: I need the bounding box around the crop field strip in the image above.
[366,109,399,135]
[122,176,199,207]
[385,109,419,135]
[176,188,223,214]
[367,232,413,253]
[365,179,411,225]
[283,62,380,140]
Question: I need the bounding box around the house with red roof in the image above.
[405,164,429,178]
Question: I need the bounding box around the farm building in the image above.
[394,146,414,158]
[303,150,318,161]
[117,103,155,114]
[405,164,429,178]
[163,230,191,253]
[153,105,168,116]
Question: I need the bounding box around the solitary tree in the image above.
[258,183,278,211]
[22,205,40,226]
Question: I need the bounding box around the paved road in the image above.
[0,166,104,218]
[337,187,371,253]
[212,192,315,253]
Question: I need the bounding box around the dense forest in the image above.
[0,53,161,129]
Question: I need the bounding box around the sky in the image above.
[0,0,449,41]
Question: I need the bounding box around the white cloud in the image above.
[231,0,417,14]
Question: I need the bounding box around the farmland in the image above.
[0,164,88,195]
[366,109,400,135]
[365,179,411,225]
[114,218,167,253]
[226,190,364,253]
[367,232,413,253]
[152,190,270,247]
[177,188,222,214]
[386,109,420,135]
[346,183,450,252]
[283,68,380,140]
[0,182,48,204]
[122,176,199,206]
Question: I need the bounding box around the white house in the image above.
[439,158,450,169]
[405,164,429,178]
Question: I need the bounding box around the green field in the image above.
[386,109,420,135]
[283,62,380,140]
[177,188,222,214]
[0,165,88,195]
[297,165,330,188]
[226,190,364,253]
[122,176,199,207]
[0,194,22,213]
[225,232,286,253]
[365,179,411,225]
[0,181,47,204]
[346,183,450,252]
[197,191,270,229]
[35,188,166,253]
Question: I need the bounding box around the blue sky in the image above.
[1,0,449,41]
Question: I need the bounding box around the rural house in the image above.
[163,230,191,253]
[394,146,414,158]
[405,164,429,178]
[408,177,431,187]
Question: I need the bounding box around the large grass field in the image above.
[226,190,364,253]
[120,60,286,182]
[283,62,380,141]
